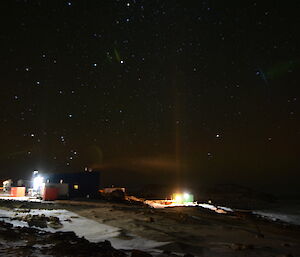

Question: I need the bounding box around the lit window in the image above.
[74,184,79,190]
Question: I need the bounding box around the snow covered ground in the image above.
[145,200,233,214]
[253,210,300,225]
[146,200,300,226]
[0,196,42,202]
[0,208,168,251]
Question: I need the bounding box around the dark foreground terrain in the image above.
[0,220,125,257]
[0,198,300,257]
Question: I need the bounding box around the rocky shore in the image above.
[0,198,299,257]
[0,220,124,256]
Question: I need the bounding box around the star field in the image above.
[0,1,299,191]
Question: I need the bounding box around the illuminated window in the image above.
[74,184,79,190]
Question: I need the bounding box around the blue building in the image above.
[45,171,100,199]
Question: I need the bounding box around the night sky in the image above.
[1,1,299,193]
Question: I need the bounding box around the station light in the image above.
[33,175,44,190]
[172,192,194,204]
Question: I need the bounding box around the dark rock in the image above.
[48,216,63,229]
[0,219,126,257]
[98,240,112,249]
[49,216,60,223]
[0,227,18,239]
[104,189,126,202]
[230,243,254,251]
[26,215,48,228]
[48,221,63,229]
[183,254,194,257]
[144,217,154,222]
[255,233,264,238]
[47,231,78,242]
[0,221,13,228]
[131,249,153,257]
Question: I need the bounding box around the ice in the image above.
[110,236,169,250]
[253,210,300,225]
[0,208,169,251]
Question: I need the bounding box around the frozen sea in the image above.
[254,199,300,225]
